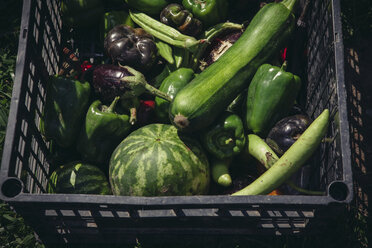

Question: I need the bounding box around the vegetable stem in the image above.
[143,83,172,102]
[106,96,120,113]
[281,60,288,71]
[281,0,298,12]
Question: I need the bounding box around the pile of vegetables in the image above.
[43,0,329,197]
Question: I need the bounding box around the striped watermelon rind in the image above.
[109,124,210,196]
[47,161,112,195]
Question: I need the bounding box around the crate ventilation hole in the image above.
[328,181,349,201]
[1,177,23,198]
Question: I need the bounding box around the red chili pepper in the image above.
[141,100,155,109]
[137,100,156,127]
[280,47,287,62]
[81,60,93,72]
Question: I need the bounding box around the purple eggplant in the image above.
[266,114,312,156]
[104,25,157,71]
[199,29,243,71]
[160,4,203,37]
[92,64,171,103]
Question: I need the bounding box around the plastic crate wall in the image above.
[0,0,352,246]
[1,0,62,195]
[304,0,351,195]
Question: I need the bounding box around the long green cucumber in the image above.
[170,0,298,132]
[247,134,324,195]
[232,109,329,195]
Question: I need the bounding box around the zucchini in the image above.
[232,109,329,195]
[169,0,298,132]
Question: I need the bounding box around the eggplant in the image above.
[92,64,171,103]
[104,25,157,71]
[266,114,312,156]
[93,64,134,103]
[199,29,243,71]
[160,3,203,37]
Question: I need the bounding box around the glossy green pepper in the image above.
[77,97,131,166]
[244,62,301,136]
[41,75,91,148]
[101,11,134,40]
[125,0,170,15]
[182,0,228,27]
[210,157,232,187]
[61,0,104,28]
[202,111,245,159]
[155,68,195,123]
[226,90,246,116]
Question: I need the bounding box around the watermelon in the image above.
[109,123,210,196]
[47,161,112,195]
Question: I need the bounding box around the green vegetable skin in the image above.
[47,162,112,195]
[155,68,195,123]
[125,0,170,15]
[245,62,301,136]
[129,11,201,53]
[232,109,329,195]
[41,75,91,148]
[202,111,245,159]
[211,158,232,187]
[182,0,228,27]
[170,0,297,132]
[77,97,131,167]
[155,40,175,65]
[109,124,210,196]
[246,133,324,195]
[61,0,104,28]
[191,21,244,70]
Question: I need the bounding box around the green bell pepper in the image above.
[41,75,91,148]
[182,0,228,27]
[155,68,195,123]
[211,157,232,187]
[125,0,170,15]
[61,0,104,28]
[202,111,245,160]
[77,97,131,166]
[101,11,134,40]
[244,62,301,136]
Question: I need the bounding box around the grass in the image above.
[0,0,370,247]
[0,0,20,161]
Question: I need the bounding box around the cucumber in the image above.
[247,134,325,195]
[169,0,298,132]
[232,109,329,195]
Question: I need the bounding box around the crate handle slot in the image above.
[328,181,349,202]
[1,177,23,198]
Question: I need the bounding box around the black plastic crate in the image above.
[0,0,353,246]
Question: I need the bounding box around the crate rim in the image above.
[0,0,32,177]
[0,0,354,209]
[330,0,354,203]
[0,181,351,206]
